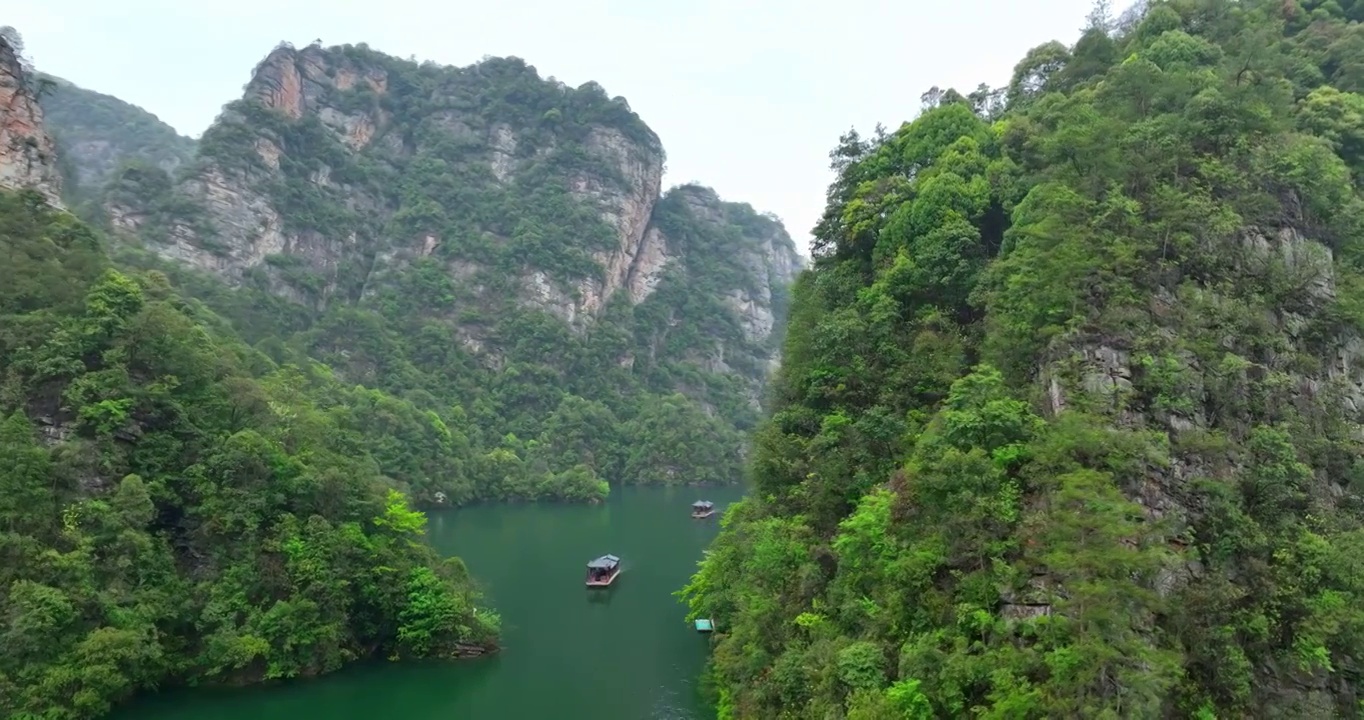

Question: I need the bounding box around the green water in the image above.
[108,484,741,720]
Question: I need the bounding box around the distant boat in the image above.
[691,500,715,519]
[694,618,715,633]
[585,554,622,587]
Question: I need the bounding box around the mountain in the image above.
[0,35,496,720]
[0,27,799,718]
[682,1,1364,718]
[35,73,197,197]
[75,41,802,505]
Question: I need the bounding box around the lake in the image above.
[107,483,744,720]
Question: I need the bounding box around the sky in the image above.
[9,0,1103,255]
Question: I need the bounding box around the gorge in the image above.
[12,0,1364,717]
[0,27,796,719]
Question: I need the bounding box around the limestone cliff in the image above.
[675,186,803,349]
[102,41,802,396]
[644,185,802,388]
[0,36,61,205]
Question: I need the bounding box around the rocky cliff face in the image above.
[0,37,61,205]
[101,41,802,392]
[652,184,801,346]
[1027,221,1364,717]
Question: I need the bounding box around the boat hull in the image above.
[586,568,622,587]
[691,510,715,519]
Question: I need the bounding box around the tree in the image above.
[1085,0,1114,33]
[1006,41,1072,108]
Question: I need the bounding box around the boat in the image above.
[585,554,622,587]
[694,618,715,633]
[691,500,716,519]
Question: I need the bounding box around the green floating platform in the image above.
[695,618,715,632]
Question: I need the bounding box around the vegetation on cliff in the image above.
[682,0,1364,717]
[89,45,798,506]
[0,189,498,720]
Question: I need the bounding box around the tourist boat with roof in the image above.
[585,554,622,587]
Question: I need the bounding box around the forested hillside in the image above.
[71,42,801,505]
[683,0,1364,717]
[35,74,197,201]
[1,39,501,719]
[0,184,498,719]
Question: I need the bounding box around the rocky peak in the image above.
[247,43,389,140]
[93,42,795,404]
[0,36,62,205]
[114,45,677,313]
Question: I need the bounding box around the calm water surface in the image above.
[108,484,744,720]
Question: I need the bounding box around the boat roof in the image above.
[586,554,620,569]
[693,500,714,508]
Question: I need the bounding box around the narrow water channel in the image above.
[107,483,744,720]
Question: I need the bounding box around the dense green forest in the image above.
[0,188,498,719]
[683,0,1364,717]
[84,44,796,507]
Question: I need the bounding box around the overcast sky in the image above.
[10,0,1102,254]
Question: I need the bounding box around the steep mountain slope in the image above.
[0,36,496,720]
[92,41,801,504]
[35,73,197,198]
[683,1,1364,717]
